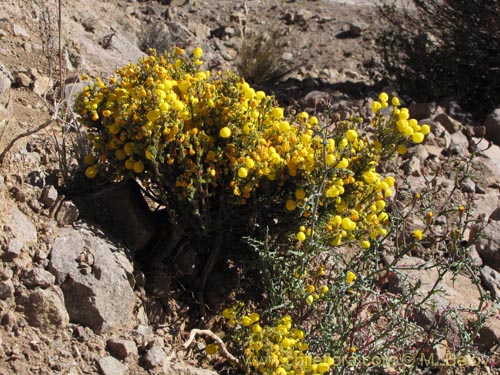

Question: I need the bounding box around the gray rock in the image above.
[477,316,500,351]
[387,256,482,332]
[471,189,499,220]
[97,356,127,375]
[0,174,4,193]
[187,21,211,38]
[409,102,436,120]
[434,113,463,134]
[49,226,136,333]
[402,157,421,176]
[480,265,500,299]
[460,177,476,193]
[56,200,79,226]
[470,217,500,272]
[407,144,429,162]
[24,286,69,333]
[484,107,500,146]
[449,131,470,156]
[107,339,138,359]
[9,204,37,244]
[13,24,29,38]
[16,72,31,87]
[40,185,58,208]
[141,346,165,370]
[22,268,56,288]
[468,245,483,267]
[4,237,23,260]
[167,362,219,375]
[75,180,157,252]
[32,75,52,97]
[0,279,14,299]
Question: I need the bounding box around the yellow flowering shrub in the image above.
[223,308,334,375]
[75,48,428,251]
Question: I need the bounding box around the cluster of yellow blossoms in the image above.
[75,48,429,247]
[222,309,334,375]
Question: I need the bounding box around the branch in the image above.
[0,117,54,164]
[183,328,244,370]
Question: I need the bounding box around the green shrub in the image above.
[75,49,490,374]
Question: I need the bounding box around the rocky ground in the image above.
[0,0,500,374]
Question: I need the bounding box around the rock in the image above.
[473,137,500,178]
[27,170,44,187]
[40,185,58,208]
[8,204,37,244]
[16,72,31,87]
[471,219,500,272]
[4,237,23,260]
[188,21,211,38]
[24,286,69,333]
[448,131,469,156]
[32,75,52,97]
[468,245,483,267]
[402,157,421,176]
[107,339,138,359]
[480,265,500,299]
[387,256,482,331]
[167,362,219,375]
[56,200,79,226]
[75,180,157,252]
[460,177,476,193]
[407,144,429,162]
[49,226,136,333]
[21,268,55,289]
[0,279,14,299]
[141,346,165,370]
[476,315,500,351]
[97,356,128,375]
[434,113,463,134]
[484,107,500,146]
[13,23,29,38]
[336,22,363,38]
[409,102,436,120]
[470,189,499,221]
[0,61,12,135]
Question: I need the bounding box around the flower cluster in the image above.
[75,48,429,247]
[223,309,334,375]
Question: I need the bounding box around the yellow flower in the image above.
[346,270,357,284]
[205,344,219,355]
[295,189,306,200]
[193,47,203,59]
[397,145,407,155]
[222,308,233,319]
[372,101,382,113]
[420,124,431,135]
[412,229,425,241]
[378,92,389,102]
[391,96,400,106]
[271,107,284,119]
[219,127,231,138]
[411,132,424,143]
[286,199,297,211]
[133,161,145,173]
[85,166,98,179]
[296,231,306,242]
[346,129,358,141]
[241,316,253,326]
[238,167,248,178]
[317,362,330,374]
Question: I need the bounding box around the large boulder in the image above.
[484,107,500,146]
[49,225,137,333]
